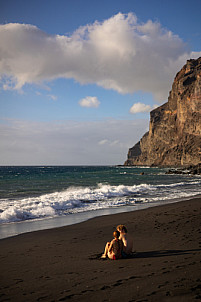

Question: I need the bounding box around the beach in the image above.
[0,197,201,302]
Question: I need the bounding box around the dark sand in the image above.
[0,198,201,302]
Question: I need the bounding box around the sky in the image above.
[0,0,201,165]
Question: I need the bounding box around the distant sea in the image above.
[0,166,201,239]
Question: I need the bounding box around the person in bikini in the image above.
[101,230,123,260]
[116,224,133,258]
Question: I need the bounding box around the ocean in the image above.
[0,165,201,239]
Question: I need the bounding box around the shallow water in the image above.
[0,166,201,238]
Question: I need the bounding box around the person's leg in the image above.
[107,251,114,260]
[101,242,110,258]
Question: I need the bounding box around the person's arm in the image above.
[120,234,127,248]
[119,233,123,240]
[108,239,114,252]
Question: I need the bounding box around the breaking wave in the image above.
[0,180,200,224]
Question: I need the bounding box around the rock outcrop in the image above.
[165,163,201,175]
[124,57,201,167]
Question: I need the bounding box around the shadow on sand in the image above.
[90,249,201,260]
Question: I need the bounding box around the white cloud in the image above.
[0,118,149,165]
[110,140,119,146]
[48,94,58,101]
[130,102,152,114]
[79,96,100,108]
[0,14,200,102]
[98,139,119,146]
[98,139,108,145]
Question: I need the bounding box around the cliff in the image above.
[124,57,201,167]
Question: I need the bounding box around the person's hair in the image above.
[113,230,120,239]
[116,224,127,233]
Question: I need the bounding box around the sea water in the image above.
[0,166,201,238]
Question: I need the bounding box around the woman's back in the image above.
[112,239,123,258]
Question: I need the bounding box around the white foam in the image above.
[0,180,201,224]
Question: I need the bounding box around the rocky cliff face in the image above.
[124,57,201,167]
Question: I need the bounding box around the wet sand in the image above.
[0,197,201,301]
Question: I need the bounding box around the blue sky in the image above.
[0,0,201,165]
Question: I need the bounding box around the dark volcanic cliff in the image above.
[124,57,201,167]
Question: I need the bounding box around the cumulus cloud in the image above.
[79,96,100,108]
[130,102,152,114]
[0,118,149,165]
[0,13,200,101]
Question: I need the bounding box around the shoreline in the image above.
[0,196,201,301]
[1,194,201,240]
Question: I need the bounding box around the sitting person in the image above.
[101,230,123,260]
[116,224,133,257]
